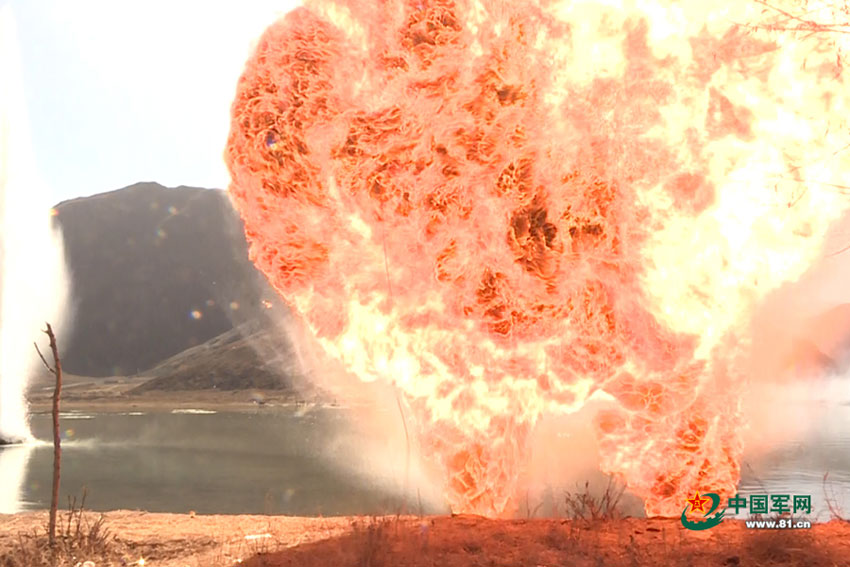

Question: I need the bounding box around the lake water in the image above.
[0,379,848,519]
[735,376,850,521]
[1,406,433,516]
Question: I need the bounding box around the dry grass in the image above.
[2,477,848,567]
[351,518,391,567]
[563,475,627,522]
[741,524,836,566]
[236,478,850,567]
[2,508,849,567]
[0,490,121,567]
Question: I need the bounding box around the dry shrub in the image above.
[742,527,833,567]
[1,490,120,567]
[351,517,393,567]
[564,476,627,522]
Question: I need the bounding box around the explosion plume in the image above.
[225,0,850,516]
[0,4,72,445]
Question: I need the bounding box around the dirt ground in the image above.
[0,510,352,567]
[1,511,849,567]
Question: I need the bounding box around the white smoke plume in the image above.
[0,5,73,443]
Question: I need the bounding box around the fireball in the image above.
[225,0,850,516]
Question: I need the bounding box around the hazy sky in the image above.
[5,0,299,204]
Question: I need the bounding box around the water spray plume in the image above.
[225,0,850,516]
[0,5,72,445]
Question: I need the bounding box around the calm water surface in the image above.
[1,380,848,519]
[3,406,420,516]
[736,377,850,521]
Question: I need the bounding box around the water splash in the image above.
[0,443,35,512]
[0,5,72,444]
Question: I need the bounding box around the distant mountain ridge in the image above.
[54,182,286,379]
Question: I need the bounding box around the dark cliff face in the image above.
[54,182,285,377]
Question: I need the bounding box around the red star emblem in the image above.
[687,492,709,514]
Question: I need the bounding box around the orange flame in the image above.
[225,0,850,516]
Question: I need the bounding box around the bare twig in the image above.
[37,323,63,549]
[395,390,410,514]
[731,0,850,35]
[753,0,823,28]
[33,342,56,375]
[733,21,850,34]
[823,472,848,521]
[826,242,850,257]
[564,476,626,522]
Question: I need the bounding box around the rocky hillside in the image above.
[54,182,286,378]
[130,316,303,392]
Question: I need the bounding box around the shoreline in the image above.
[27,392,307,415]
[25,373,328,414]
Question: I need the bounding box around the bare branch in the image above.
[753,0,821,28]
[34,341,56,375]
[733,21,850,35]
[826,242,850,257]
[732,1,850,36]
[41,321,63,549]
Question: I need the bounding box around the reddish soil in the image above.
[243,515,850,567]
[2,511,849,567]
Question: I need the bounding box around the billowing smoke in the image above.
[0,5,74,444]
[225,0,850,516]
